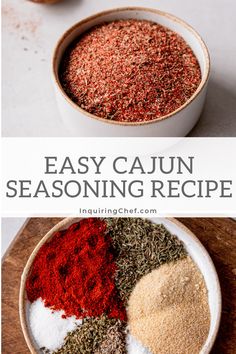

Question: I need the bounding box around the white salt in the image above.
[126,334,152,354]
[28,298,82,351]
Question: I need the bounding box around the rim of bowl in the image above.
[52,6,210,127]
[19,217,221,354]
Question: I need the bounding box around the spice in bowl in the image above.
[60,20,201,123]
[128,257,210,354]
[24,218,210,353]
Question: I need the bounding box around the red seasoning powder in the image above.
[26,219,126,321]
[60,19,201,122]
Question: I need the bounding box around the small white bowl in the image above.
[52,7,210,137]
[19,217,221,354]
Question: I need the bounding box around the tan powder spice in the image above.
[128,257,210,354]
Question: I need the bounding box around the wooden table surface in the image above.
[2,218,236,353]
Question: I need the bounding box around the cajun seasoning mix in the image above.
[60,20,201,122]
[26,218,210,354]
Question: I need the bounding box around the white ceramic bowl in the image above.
[19,217,221,354]
[52,7,210,137]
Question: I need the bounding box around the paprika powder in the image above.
[26,218,126,321]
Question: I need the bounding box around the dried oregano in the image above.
[105,218,187,302]
[53,315,126,354]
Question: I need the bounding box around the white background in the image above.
[2,136,236,257]
[2,0,236,137]
[2,138,236,217]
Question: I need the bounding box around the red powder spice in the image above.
[60,19,201,122]
[26,218,126,321]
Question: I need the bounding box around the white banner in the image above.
[1,138,236,217]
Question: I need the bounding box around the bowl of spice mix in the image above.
[52,7,210,137]
[20,217,221,354]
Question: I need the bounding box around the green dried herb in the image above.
[105,218,187,302]
[53,315,126,354]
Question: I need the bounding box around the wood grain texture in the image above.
[178,218,236,354]
[2,218,63,354]
[2,217,236,353]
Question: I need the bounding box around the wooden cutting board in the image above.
[2,218,236,354]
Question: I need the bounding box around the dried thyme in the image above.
[53,315,126,354]
[105,218,186,302]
